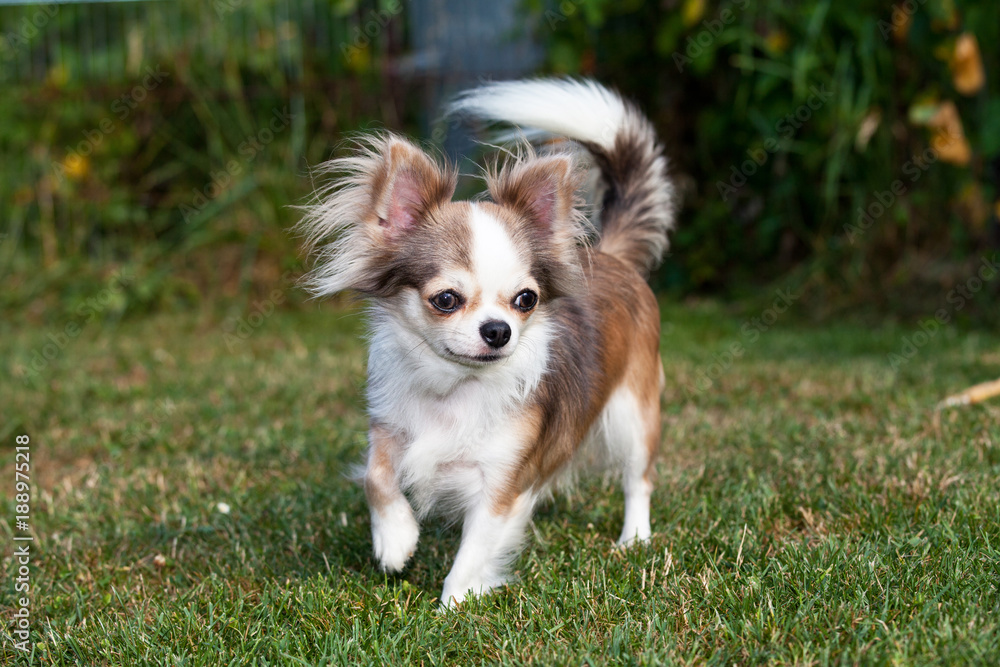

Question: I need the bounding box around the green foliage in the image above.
[1,0,406,317]
[529,0,1000,315]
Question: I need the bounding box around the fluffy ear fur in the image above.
[486,153,580,233]
[485,150,589,298]
[297,134,456,296]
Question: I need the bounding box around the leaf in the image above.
[939,378,1000,409]
[854,109,881,152]
[949,33,985,96]
[928,101,971,166]
[888,5,912,43]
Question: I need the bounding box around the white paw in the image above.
[440,580,477,609]
[371,499,420,572]
[616,525,651,548]
[440,574,508,609]
[440,587,466,610]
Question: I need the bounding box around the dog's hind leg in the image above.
[602,359,663,546]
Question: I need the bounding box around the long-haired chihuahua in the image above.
[298,79,675,606]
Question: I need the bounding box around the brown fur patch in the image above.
[497,249,663,505]
[364,424,405,512]
[489,409,545,515]
[363,201,475,297]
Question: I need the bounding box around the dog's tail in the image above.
[449,78,676,276]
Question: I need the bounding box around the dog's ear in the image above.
[369,139,456,242]
[297,134,456,297]
[486,152,586,299]
[486,154,580,237]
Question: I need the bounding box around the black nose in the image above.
[479,320,512,349]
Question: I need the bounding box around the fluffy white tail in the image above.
[449,78,676,276]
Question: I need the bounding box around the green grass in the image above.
[2,300,999,665]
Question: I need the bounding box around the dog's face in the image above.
[395,203,542,366]
[301,136,586,369]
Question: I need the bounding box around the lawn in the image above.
[2,299,999,665]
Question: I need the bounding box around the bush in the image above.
[529,0,1000,319]
[3,0,998,323]
[1,0,411,320]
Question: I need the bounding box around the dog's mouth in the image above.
[443,346,507,366]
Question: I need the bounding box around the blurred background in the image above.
[2,0,998,327]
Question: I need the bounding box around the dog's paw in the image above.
[616,527,652,549]
[439,574,509,610]
[371,499,420,572]
[440,580,476,610]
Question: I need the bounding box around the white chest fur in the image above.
[365,305,552,517]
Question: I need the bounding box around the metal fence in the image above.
[0,0,540,86]
[1,0,542,165]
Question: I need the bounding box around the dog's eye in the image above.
[430,290,462,313]
[512,290,538,312]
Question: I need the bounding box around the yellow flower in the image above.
[62,154,90,180]
[682,0,706,28]
[46,64,69,88]
[345,44,371,73]
[764,30,790,55]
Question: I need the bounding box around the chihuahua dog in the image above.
[299,79,675,606]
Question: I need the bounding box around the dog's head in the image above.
[299,135,586,366]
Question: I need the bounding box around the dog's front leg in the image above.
[364,425,419,572]
[440,491,536,608]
